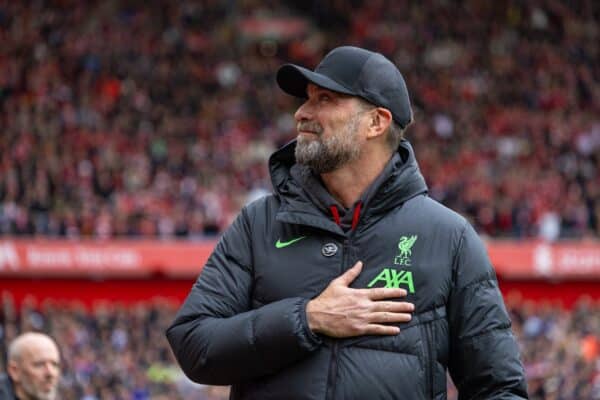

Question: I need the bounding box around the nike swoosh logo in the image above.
[275,236,306,249]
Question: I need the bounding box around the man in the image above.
[167,46,528,399]
[0,332,61,400]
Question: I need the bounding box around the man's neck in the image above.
[14,387,27,400]
[321,148,393,209]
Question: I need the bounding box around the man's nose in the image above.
[294,101,313,122]
[44,362,59,377]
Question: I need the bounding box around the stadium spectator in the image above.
[0,331,61,400]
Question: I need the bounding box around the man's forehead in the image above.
[306,83,351,98]
[21,340,60,361]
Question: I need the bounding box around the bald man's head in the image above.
[7,332,61,400]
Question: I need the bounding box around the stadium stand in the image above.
[0,0,598,399]
[0,293,598,399]
[0,293,230,399]
[0,0,598,239]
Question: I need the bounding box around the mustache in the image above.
[297,121,323,135]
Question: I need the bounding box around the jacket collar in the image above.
[269,139,428,235]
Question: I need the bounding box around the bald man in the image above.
[0,332,61,400]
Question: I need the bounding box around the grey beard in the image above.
[20,382,57,400]
[295,135,359,174]
[295,114,361,174]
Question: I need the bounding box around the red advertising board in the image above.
[486,240,600,280]
[0,239,599,280]
[0,239,213,278]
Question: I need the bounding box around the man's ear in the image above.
[366,108,392,139]
[7,360,20,382]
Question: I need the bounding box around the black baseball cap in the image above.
[276,46,413,128]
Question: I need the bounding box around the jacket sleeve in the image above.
[165,206,322,385]
[447,223,529,399]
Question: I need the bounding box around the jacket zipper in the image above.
[326,238,350,400]
[325,342,339,400]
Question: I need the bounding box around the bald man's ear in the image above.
[7,359,20,381]
[366,107,393,139]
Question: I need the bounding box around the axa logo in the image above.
[367,268,415,293]
[394,235,417,266]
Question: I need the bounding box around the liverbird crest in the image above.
[395,235,418,266]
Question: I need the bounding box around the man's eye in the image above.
[319,94,330,102]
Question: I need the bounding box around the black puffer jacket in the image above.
[167,140,528,399]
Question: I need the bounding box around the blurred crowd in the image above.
[0,0,599,240]
[0,293,230,400]
[0,292,598,399]
[505,294,600,400]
